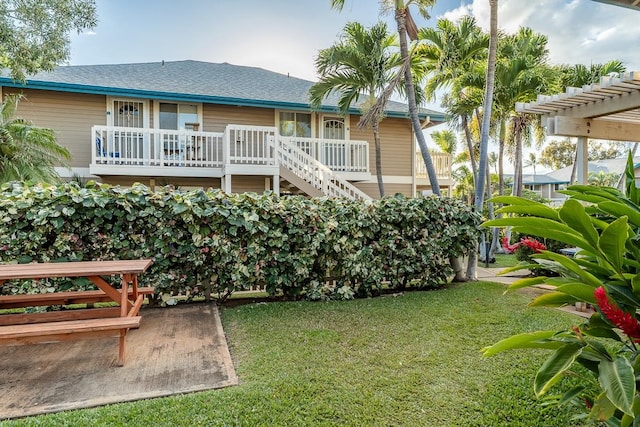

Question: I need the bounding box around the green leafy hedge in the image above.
[0,182,480,301]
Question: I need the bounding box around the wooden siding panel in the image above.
[100,176,221,190]
[230,176,270,193]
[349,116,413,176]
[202,105,274,132]
[354,182,412,197]
[6,89,106,167]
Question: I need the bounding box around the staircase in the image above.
[274,137,371,200]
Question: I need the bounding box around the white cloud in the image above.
[464,0,640,70]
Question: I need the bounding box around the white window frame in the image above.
[152,101,202,130]
[320,114,350,140]
[106,97,150,128]
[275,110,315,138]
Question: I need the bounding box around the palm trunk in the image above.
[469,0,498,280]
[462,114,478,185]
[372,120,385,197]
[513,128,523,197]
[395,7,441,196]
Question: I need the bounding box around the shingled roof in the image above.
[0,60,444,122]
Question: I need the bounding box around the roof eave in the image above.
[0,78,443,122]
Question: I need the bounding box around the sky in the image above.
[67,0,640,173]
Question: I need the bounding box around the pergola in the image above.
[515,0,640,185]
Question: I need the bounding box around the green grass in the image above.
[2,282,593,426]
[492,253,520,269]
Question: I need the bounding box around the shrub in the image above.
[0,182,480,302]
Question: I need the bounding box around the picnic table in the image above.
[0,259,154,366]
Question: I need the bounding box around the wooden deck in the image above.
[0,304,237,419]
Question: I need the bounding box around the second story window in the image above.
[159,103,199,130]
[279,112,311,137]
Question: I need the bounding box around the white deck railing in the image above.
[415,152,452,180]
[93,125,224,168]
[275,138,371,200]
[282,136,369,173]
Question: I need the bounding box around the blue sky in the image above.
[68,0,640,172]
[70,0,640,81]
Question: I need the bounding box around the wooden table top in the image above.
[0,259,153,281]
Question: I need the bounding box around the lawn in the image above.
[1,282,592,426]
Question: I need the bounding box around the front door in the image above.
[322,116,347,171]
[111,99,147,163]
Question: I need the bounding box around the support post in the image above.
[576,136,588,185]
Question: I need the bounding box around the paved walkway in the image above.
[0,304,238,419]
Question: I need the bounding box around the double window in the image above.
[278,112,311,137]
[159,103,199,130]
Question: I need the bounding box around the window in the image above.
[279,112,311,137]
[322,117,345,140]
[113,100,145,128]
[159,103,199,130]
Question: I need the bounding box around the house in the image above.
[521,174,568,205]
[0,60,449,200]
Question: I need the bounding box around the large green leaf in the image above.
[590,392,618,422]
[529,291,579,307]
[599,358,636,417]
[492,204,560,221]
[598,202,640,228]
[533,251,604,288]
[535,343,584,396]
[555,283,598,304]
[482,331,563,357]
[559,199,599,248]
[505,276,548,292]
[484,217,593,250]
[598,216,629,273]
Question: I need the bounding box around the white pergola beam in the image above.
[554,90,640,119]
[552,116,640,141]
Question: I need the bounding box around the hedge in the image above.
[0,182,481,302]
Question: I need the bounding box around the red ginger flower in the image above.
[594,286,640,341]
[521,237,546,253]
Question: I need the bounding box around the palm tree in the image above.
[430,129,457,156]
[330,0,441,196]
[310,21,399,197]
[470,0,498,279]
[492,28,556,197]
[523,152,538,176]
[417,15,487,186]
[0,94,71,183]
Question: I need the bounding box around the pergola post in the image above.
[576,136,589,185]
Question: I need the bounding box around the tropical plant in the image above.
[418,15,487,186]
[310,21,399,198]
[482,152,640,425]
[329,0,441,196]
[524,152,539,176]
[0,94,71,183]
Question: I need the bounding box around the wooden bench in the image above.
[0,286,155,309]
[0,317,141,364]
[0,260,153,366]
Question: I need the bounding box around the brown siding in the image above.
[6,88,106,167]
[349,116,413,176]
[230,176,270,193]
[100,176,221,190]
[202,105,274,132]
[354,182,412,198]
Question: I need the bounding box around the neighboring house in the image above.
[521,174,569,206]
[0,60,448,200]
[522,156,640,206]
